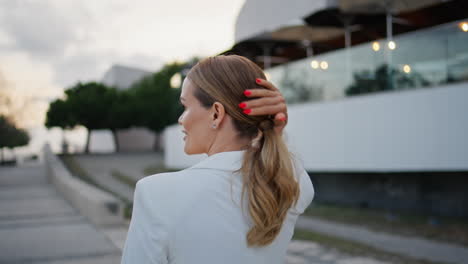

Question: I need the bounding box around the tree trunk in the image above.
[12,148,16,163]
[112,129,119,152]
[85,129,91,153]
[152,132,160,152]
[61,129,67,154]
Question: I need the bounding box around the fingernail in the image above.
[279,116,286,121]
[255,78,261,84]
[244,90,251,96]
[243,109,251,114]
[238,102,247,108]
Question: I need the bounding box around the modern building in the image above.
[102,64,151,90]
[164,0,468,217]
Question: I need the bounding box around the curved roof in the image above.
[234,0,335,42]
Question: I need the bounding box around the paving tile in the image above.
[0,197,77,219]
[0,165,122,264]
[0,223,120,263]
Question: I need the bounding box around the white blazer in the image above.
[121,150,314,264]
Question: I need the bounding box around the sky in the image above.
[0,0,245,128]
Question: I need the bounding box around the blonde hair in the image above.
[187,55,299,247]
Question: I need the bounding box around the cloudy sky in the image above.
[0,0,245,127]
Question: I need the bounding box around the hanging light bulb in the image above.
[372,41,380,51]
[310,60,319,69]
[402,64,411,74]
[459,22,468,32]
[388,41,396,50]
[320,61,329,70]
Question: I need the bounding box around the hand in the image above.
[239,78,288,135]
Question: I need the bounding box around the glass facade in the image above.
[266,19,468,104]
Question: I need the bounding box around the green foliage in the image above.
[0,115,29,149]
[108,89,136,130]
[46,82,120,152]
[44,60,195,152]
[130,63,185,133]
[46,82,122,131]
[64,82,116,130]
[46,99,77,129]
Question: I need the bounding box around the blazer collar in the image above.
[189,150,246,171]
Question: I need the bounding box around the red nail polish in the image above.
[279,116,286,121]
[256,78,261,84]
[244,90,251,96]
[243,109,251,114]
[238,102,247,108]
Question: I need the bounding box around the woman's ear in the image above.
[212,102,226,123]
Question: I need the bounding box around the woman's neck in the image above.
[206,134,251,156]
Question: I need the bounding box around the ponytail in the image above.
[240,123,300,247]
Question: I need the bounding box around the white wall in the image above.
[286,83,468,172]
[163,83,468,172]
[116,127,155,152]
[89,130,115,153]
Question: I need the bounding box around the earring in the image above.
[212,124,217,129]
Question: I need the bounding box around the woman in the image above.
[121,55,314,263]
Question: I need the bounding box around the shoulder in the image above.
[134,168,225,214]
[135,170,192,204]
[132,170,199,231]
[136,170,186,191]
[136,168,222,195]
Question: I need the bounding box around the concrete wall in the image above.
[285,82,468,172]
[43,145,125,227]
[163,83,468,172]
[116,127,155,152]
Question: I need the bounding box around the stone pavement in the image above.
[0,165,121,264]
[286,240,390,264]
[296,216,468,264]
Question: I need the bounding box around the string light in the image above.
[459,22,468,32]
[388,41,396,50]
[310,60,319,69]
[372,41,380,51]
[320,61,329,70]
[403,64,411,74]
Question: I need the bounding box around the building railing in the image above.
[266,19,468,104]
